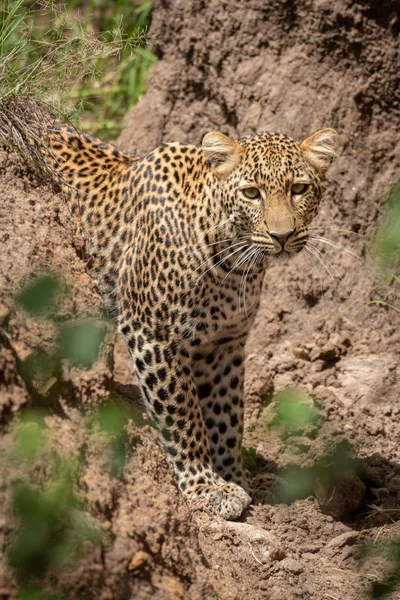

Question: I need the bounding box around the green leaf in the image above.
[60,318,106,368]
[21,349,59,382]
[96,401,130,436]
[16,276,60,317]
[91,399,140,479]
[13,419,46,461]
[270,389,321,437]
[18,588,68,600]
[242,446,258,471]
[274,465,315,503]
[373,184,400,273]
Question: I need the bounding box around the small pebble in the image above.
[281,557,303,574]
[327,531,357,548]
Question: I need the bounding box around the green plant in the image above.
[356,184,400,316]
[12,274,107,403]
[357,537,400,599]
[59,318,107,368]
[1,272,148,598]
[355,274,400,316]
[90,397,144,478]
[18,589,72,600]
[0,0,156,138]
[16,275,61,318]
[373,185,400,275]
[270,388,322,439]
[242,445,258,471]
[5,415,99,593]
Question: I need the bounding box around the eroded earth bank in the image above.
[1,0,400,598]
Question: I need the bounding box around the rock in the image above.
[281,557,303,574]
[128,551,151,571]
[315,471,366,518]
[330,353,399,407]
[327,531,357,548]
[208,521,286,562]
[160,576,187,600]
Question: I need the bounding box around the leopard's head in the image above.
[202,128,339,256]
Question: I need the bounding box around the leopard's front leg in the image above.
[124,330,251,519]
[191,338,248,489]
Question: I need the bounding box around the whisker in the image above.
[310,235,366,268]
[309,240,365,304]
[239,247,254,312]
[220,246,251,284]
[309,243,344,279]
[309,227,368,240]
[192,238,247,276]
[200,215,234,238]
[232,244,255,276]
[195,238,231,250]
[227,244,253,294]
[306,244,337,284]
[241,246,260,316]
[309,242,360,304]
[257,249,266,266]
[304,246,326,302]
[195,243,248,285]
[238,249,250,309]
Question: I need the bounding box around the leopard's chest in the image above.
[184,270,264,347]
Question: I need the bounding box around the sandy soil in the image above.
[1,0,400,598]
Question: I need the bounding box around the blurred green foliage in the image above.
[5,272,148,597]
[13,274,107,401]
[358,538,400,599]
[18,589,73,600]
[60,318,106,368]
[274,464,315,503]
[270,389,321,439]
[268,390,364,514]
[11,412,47,462]
[20,347,61,399]
[11,272,145,467]
[90,397,144,478]
[16,276,61,318]
[361,183,400,316]
[6,416,99,589]
[273,440,360,505]
[268,388,400,598]
[373,185,400,276]
[0,0,156,138]
[242,445,258,471]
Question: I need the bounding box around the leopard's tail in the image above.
[0,95,138,312]
[0,95,137,219]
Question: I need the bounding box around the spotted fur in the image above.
[2,97,339,519]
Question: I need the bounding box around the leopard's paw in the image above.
[187,481,251,520]
[215,482,252,520]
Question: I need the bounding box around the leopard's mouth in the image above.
[251,233,309,255]
[283,238,308,254]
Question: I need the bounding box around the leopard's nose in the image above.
[269,230,294,248]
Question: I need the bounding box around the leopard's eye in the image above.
[291,183,309,195]
[242,187,261,200]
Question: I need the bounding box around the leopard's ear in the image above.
[202,131,243,178]
[300,128,340,176]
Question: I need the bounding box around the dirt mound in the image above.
[1,0,400,598]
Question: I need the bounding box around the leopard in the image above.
[0,97,339,519]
